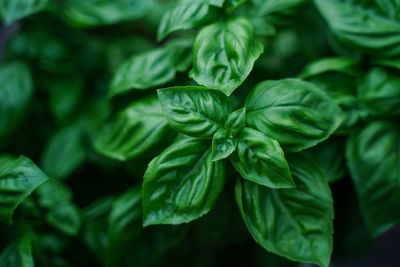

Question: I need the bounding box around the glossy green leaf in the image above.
[358,67,400,117]
[231,127,294,188]
[190,17,263,95]
[143,137,225,226]
[211,129,236,161]
[0,232,34,267]
[0,0,49,25]
[0,62,33,145]
[158,1,220,41]
[41,125,85,180]
[346,121,400,236]
[236,156,333,267]
[246,79,343,152]
[314,0,400,57]
[94,96,176,161]
[63,0,155,27]
[225,108,246,134]
[0,156,49,223]
[157,86,231,138]
[109,40,192,98]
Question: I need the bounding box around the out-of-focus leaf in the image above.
[0,155,49,223]
[0,231,34,267]
[94,96,176,161]
[46,202,81,236]
[41,125,85,180]
[346,121,400,236]
[0,0,50,25]
[0,62,33,145]
[63,0,155,27]
[109,39,192,98]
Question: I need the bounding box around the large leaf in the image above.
[109,39,192,98]
[63,0,154,27]
[0,62,33,145]
[314,0,400,57]
[346,121,400,236]
[230,128,294,188]
[236,156,333,267]
[0,156,49,223]
[246,79,343,152]
[41,125,85,180]
[0,0,50,25]
[357,67,400,117]
[158,0,220,41]
[0,231,34,267]
[94,96,176,161]
[143,137,224,226]
[157,86,231,138]
[190,17,263,95]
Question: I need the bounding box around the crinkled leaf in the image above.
[190,17,263,95]
[236,155,333,267]
[0,62,33,145]
[0,156,49,223]
[314,0,400,57]
[0,0,50,25]
[143,137,224,226]
[94,96,176,161]
[346,121,400,236]
[211,129,236,161]
[358,67,400,117]
[109,40,192,98]
[246,79,343,152]
[231,127,294,188]
[157,86,231,138]
[41,125,85,180]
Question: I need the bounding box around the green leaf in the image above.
[46,202,81,236]
[246,79,343,152]
[94,96,175,161]
[35,179,73,209]
[346,121,400,236]
[314,0,400,57]
[109,40,192,98]
[158,1,220,41]
[211,129,237,161]
[230,128,294,188]
[190,17,263,95]
[358,67,400,117]
[225,108,246,134]
[299,57,359,79]
[251,0,308,15]
[303,137,346,182]
[41,125,85,180]
[143,137,225,226]
[236,156,333,267]
[63,0,155,27]
[0,231,34,267]
[0,0,50,25]
[0,62,33,145]
[157,86,231,138]
[0,156,49,223]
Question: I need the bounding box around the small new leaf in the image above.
[212,129,236,161]
[225,108,246,134]
[230,128,294,188]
